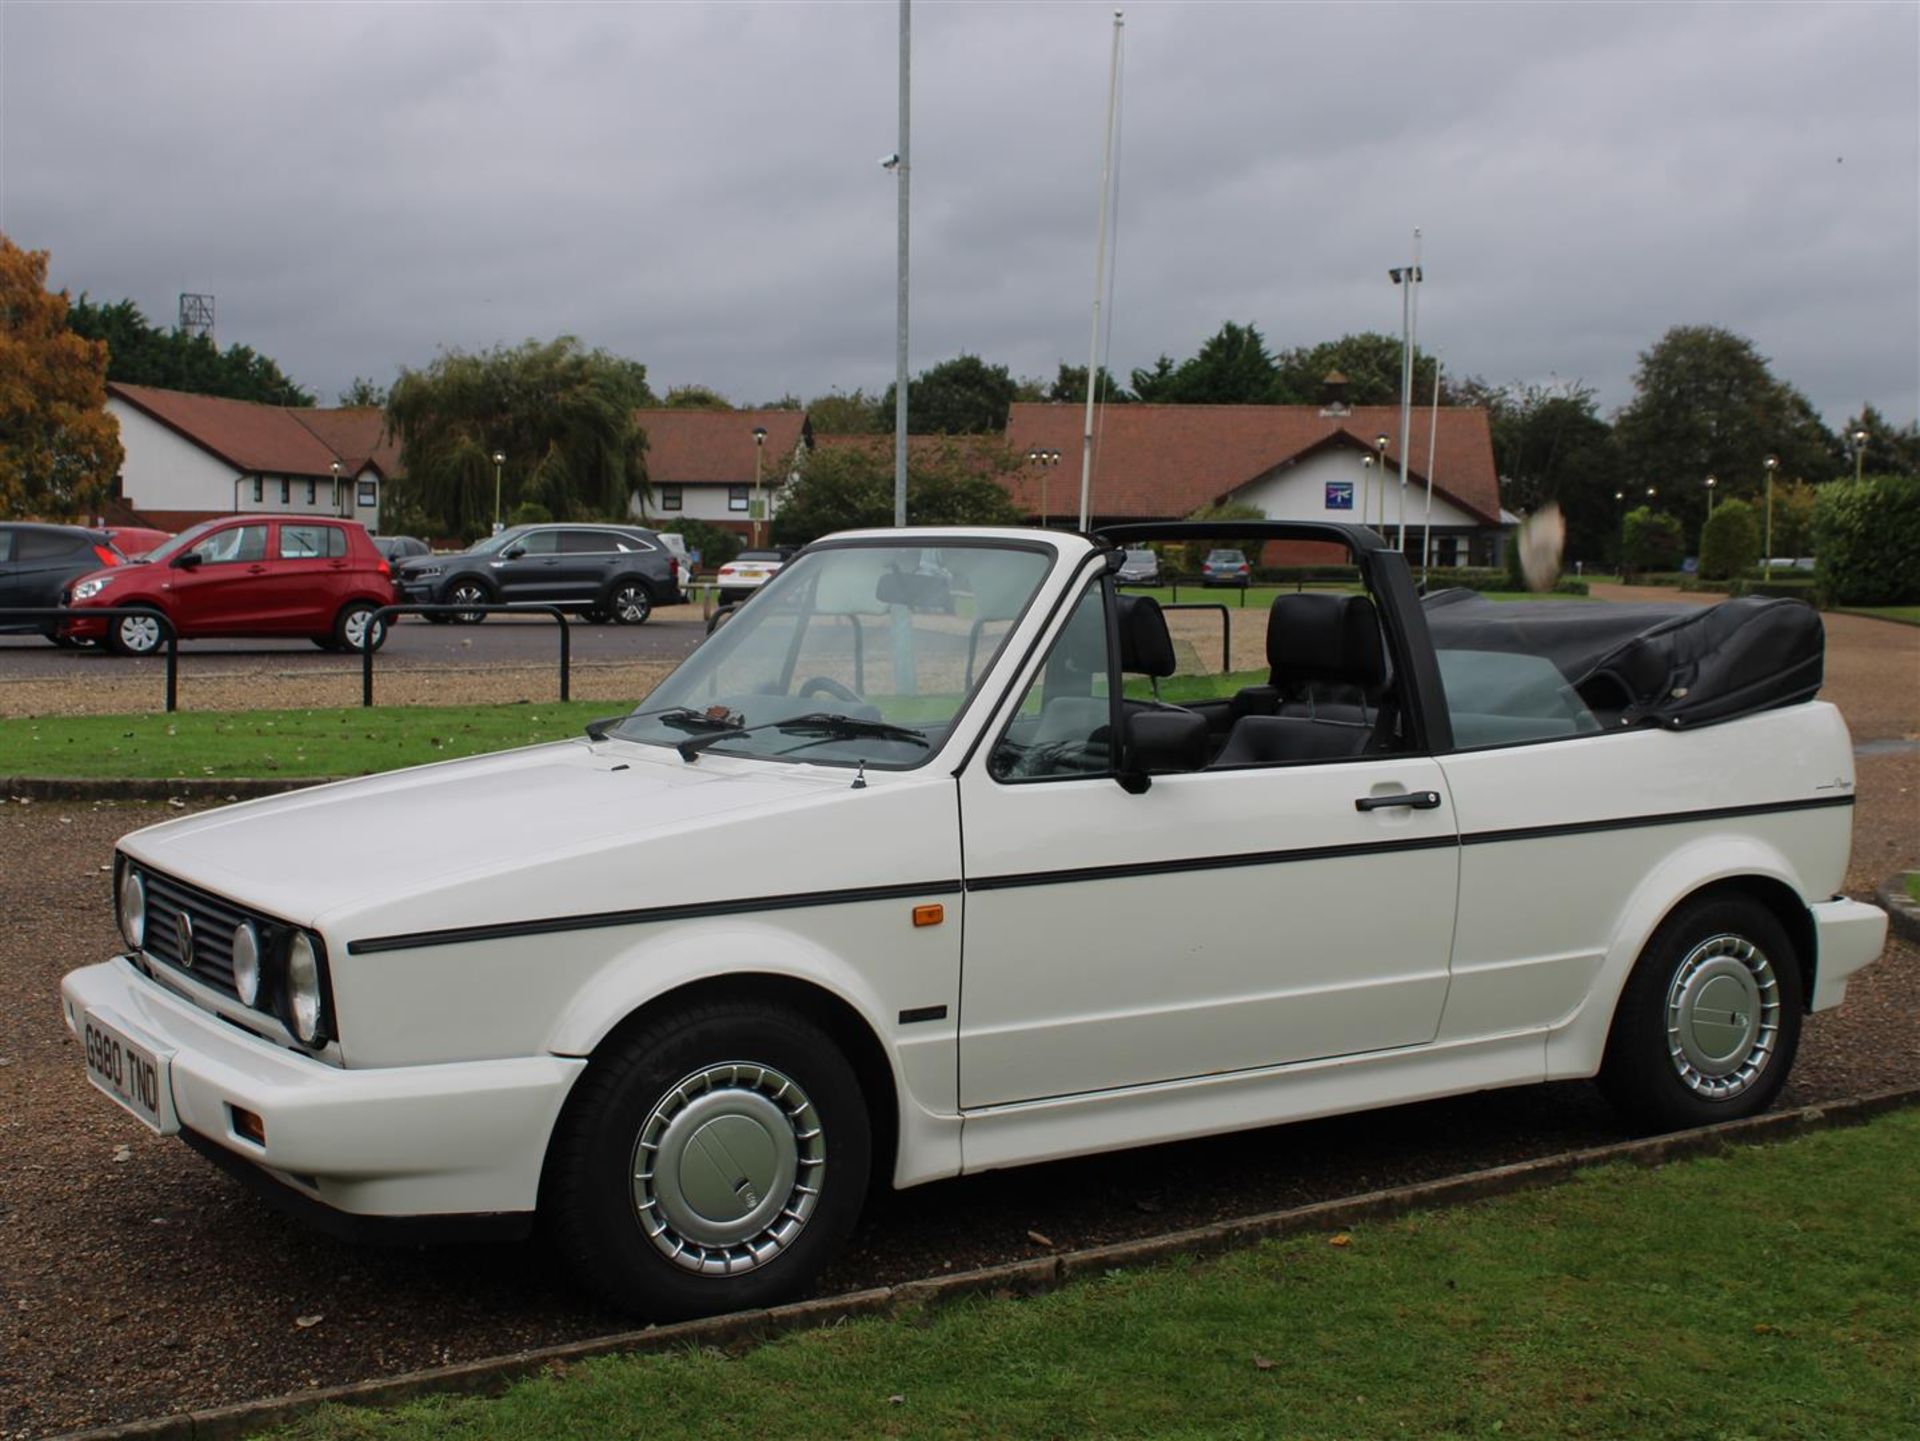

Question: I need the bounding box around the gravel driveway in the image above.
[3,607,1915,1439]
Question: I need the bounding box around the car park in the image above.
[1116,547,1163,586]
[390,523,681,625]
[62,522,1885,1323]
[0,523,122,644]
[61,516,395,654]
[713,547,790,607]
[1201,547,1251,587]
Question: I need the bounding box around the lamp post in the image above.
[1852,429,1868,483]
[329,460,341,517]
[491,451,506,534]
[1373,433,1389,533]
[1360,454,1375,525]
[1762,454,1779,579]
[1615,489,1627,570]
[751,426,768,547]
[1705,475,1717,516]
[1026,447,1060,528]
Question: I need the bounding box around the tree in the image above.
[1697,499,1759,580]
[772,437,1022,546]
[1841,403,1920,478]
[385,338,655,540]
[661,384,734,411]
[877,354,1019,435]
[1486,382,1626,565]
[1621,506,1685,575]
[1271,332,1441,407]
[66,295,315,405]
[1177,499,1266,570]
[1047,363,1131,405]
[1613,326,1837,544]
[1130,321,1276,404]
[338,377,387,407]
[0,237,124,519]
[804,388,883,435]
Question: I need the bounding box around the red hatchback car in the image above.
[63,516,397,655]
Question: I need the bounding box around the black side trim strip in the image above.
[1461,794,1855,848]
[898,1005,949,1025]
[348,879,964,956]
[967,833,1461,893]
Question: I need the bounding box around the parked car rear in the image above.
[0,523,122,644]
[714,548,791,607]
[1202,548,1252,588]
[389,523,681,625]
[103,526,173,561]
[61,516,396,654]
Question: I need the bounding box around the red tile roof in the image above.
[1002,403,1501,526]
[107,384,405,479]
[632,409,812,484]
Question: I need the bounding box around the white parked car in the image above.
[63,523,1886,1321]
[713,547,790,608]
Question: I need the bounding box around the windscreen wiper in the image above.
[676,711,929,761]
[585,707,739,743]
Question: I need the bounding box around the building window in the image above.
[280,478,291,505]
[358,480,377,508]
[252,478,263,503]
[728,484,749,513]
[660,485,683,512]
[306,479,317,505]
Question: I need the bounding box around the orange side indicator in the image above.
[912,904,945,928]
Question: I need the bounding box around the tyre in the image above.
[333,601,387,653]
[107,607,166,657]
[446,580,491,624]
[1599,893,1803,1131]
[545,1000,871,1321]
[423,611,453,626]
[607,580,653,626]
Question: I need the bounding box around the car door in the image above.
[955,572,1460,1109]
[494,527,561,603]
[558,529,620,606]
[269,522,351,633]
[166,523,271,635]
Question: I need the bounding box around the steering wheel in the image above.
[798,675,864,704]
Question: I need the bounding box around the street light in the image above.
[751,426,768,547]
[1852,428,1868,483]
[491,451,506,534]
[1705,475,1717,516]
[1615,489,1627,570]
[1763,454,1779,579]
[1373,433,1390,532]
[1026,447,1061,528]
[329,460,341,517]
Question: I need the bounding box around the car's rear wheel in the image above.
[107,607,166,657]
[1599,893,1803,1131]
[608,581,652,626]
[447,580,491,624]
[545,1000,870,1321]
[334,601,388,653]
[582,608,611,625]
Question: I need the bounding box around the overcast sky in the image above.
[4,1,1916,430]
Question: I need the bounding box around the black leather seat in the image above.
[1212,593,1395,766]
[1115,593,1180,704]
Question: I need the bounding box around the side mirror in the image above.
[171,551,203,570]
[502,546,525,560]
[1118,708,1207,792]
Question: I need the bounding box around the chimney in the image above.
[1319,371,1351,416]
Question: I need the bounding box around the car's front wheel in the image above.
[545,1001,870,1320]
[607,581,653,626]
[446,580,491,624]
[1599,893,1803,1131]
[107,607,167,657]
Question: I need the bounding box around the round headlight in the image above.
[286,932,323,1044]
[73,577,111,601]
[118,869,146,950]
[231,922,262,1007]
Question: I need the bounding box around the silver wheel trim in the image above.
[1665,933,1781,1099]
[630,1062,824,1276]
[119,613,160,652]
[341,608,376,649]
[450,583,485,616]
[614,586,647,622]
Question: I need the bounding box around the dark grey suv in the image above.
[1,523,123,644]
[392,524,682,625]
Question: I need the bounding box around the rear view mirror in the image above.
[876,569,950,610]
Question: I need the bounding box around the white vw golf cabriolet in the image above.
[64,522,1887,1318]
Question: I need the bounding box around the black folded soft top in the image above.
[1421,590,1825,731]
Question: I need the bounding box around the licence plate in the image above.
[81,1009,178,1135]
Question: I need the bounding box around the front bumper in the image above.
[1808,896,1888,1011]
[62,958,584,1221]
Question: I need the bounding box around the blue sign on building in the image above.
[1325,480,1354,511]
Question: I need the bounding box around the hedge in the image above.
[1814,476,1920,605]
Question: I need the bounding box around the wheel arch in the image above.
[542,970,904,1205]
[1545,834,1816,1081]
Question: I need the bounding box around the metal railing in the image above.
[361,604,571,707]
[0,607,180,711]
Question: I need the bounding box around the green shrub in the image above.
[1622,507,1684,575]
[1698,499,1759,580]
[668,518,742,571]
[1815,476,1920,605]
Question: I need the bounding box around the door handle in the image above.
[246,564,267,574]
[1354,791,1442,812]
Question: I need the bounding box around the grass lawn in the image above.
[0,702,616,779]
[1835,605,1920,626]
[274,1110,1920,1441]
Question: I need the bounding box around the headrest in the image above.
[1115,593,1177,678]
[1266,593,1387,688]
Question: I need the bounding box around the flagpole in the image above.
[1078,10,1124,532]
[1423,359,1441,589]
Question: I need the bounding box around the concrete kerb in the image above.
[4,776,316,804]
[1877,872,1920,945]
[52,1083,1920,1441]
